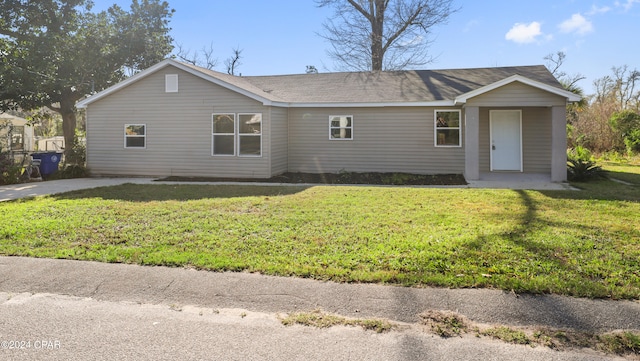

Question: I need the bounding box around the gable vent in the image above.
[165,74,178,93]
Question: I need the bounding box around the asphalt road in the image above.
[1,257,638,360]
[1,291,625,361]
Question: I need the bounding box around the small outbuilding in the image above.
[0,113,35,153]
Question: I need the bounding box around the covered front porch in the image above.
[464,105,567,182]
[455,76,579,184]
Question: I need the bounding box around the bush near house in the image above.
[52,134,89,179]
[609,110,640,155]
[567,146,602,181]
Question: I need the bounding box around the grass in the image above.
[281,309,395,333]
[602,162,640,185]
[419,310,470,337]
[480,326,531,345]
[421,310,640,358]
[0,163,639,299]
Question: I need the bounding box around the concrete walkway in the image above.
[0,178,152,202]
[0,176,574,202]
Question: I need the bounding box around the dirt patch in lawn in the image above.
[157,172,467,186]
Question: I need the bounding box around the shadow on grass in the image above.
[461,188,639,299]
[52,183,311,202]
[540,178,640,203]
[491,190,637,327]
[604,170,640,185]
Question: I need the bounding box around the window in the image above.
[212,113,262,157]
[124,124,146,148]
[10,125,24,150]
[434,110,461,147]
[212,114,235,155]
[329,115,353,140]
[238,113,262,156]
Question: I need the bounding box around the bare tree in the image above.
[224,47,243,75]
[174,42,218,70]
[611,65,640,111]
[316,0,457,71]
[544,51,585,89]
[570,65,640,153]
[543,51,586,127]
[593,66,640,112]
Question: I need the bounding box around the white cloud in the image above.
[505,22,543,44]
[616,0,640,11]
[559,14,593,35]
[587,5,611,15]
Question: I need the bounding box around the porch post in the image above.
[464,106,480,180]
[551,105,567,182]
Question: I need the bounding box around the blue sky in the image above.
[92,0,640,95]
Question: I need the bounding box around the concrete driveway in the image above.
[0,178,153,202]
[0,176,574,202]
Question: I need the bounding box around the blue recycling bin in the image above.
[32,152,62,176]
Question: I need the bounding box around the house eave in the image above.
[454,74,582,104]
[282,100,457,108]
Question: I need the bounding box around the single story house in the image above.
[76,59,580,182]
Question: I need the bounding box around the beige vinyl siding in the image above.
[86,67,271,178]
[478,107,552,173]
[467,82,566,107]
[288,107,465,174]
[269,106,289,176]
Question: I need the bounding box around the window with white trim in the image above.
[212,113,262,156]
[434,110,461,147]
[238,113,262,156]
[212,114,235,155]
[329,115,353,140]
[124,124,146,148]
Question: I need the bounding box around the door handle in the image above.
[492,145,496,150]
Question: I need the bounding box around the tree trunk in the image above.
[370,0,386,71]
[57,92,78,159]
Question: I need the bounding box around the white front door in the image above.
[490,110,522,171]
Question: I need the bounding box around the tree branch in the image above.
[346,0,374,21]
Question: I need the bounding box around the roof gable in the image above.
[77,60,579,108]
[77,59,283,108]
[455,74,581,104]
[0,113,28,126]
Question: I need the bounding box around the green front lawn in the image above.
[1,165,639,299]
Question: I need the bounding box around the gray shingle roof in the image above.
[78,60,571,109]
[182,62,563,104]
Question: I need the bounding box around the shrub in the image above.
[609,110,640,155]
[567,146,602,181]
[0,147,23,185]
[55,164,90,179]
[64,133,86,166]
[623,128,640,155]
[49,132,89,179]
[598,150,627,163]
